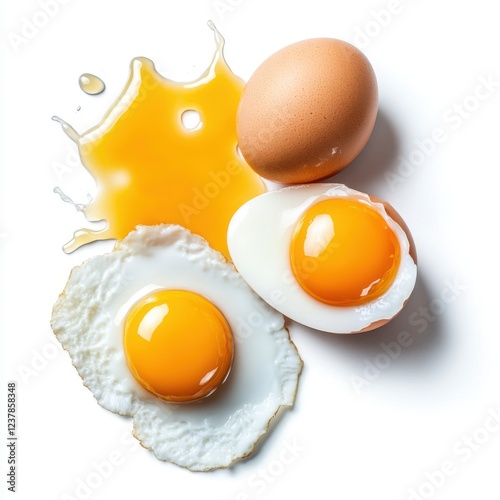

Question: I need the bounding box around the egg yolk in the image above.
[123,290,234,403]
[290,198,400,306]
[55,24,265,259]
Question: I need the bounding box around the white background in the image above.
[1,1,500,499]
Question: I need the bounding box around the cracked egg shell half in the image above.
[228,184,417,334]
[51,224,302,471]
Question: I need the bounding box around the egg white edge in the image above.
[51,224,303,471]
[227,183,417,334]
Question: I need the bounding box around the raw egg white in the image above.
[51,224,302,471]
[227,184,417,334]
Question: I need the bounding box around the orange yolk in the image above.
[58,25,265,259]
[123,290,234,403]
[290,198,400,306]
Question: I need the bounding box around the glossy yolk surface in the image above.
[63,27,265,259]
[124,290,234,403]
[290,198,400,306]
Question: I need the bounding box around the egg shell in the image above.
[344,195,417,333]
[236,38,378,184]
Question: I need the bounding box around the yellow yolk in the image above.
[55,25,265,259]
[124,290,233,403]
[290,198,400,306]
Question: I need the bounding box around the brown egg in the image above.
[236,38,378,184]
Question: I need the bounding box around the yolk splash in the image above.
[290,198,400,306]
[123,290,234,403]
[53,22,265,259]
[78,73,106,95]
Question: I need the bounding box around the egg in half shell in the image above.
[227,184,417,334]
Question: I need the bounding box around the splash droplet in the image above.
[79,73,106,95]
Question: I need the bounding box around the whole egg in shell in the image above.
[236,38,378,184]
[51,224,302,471]
[227,184,417,334]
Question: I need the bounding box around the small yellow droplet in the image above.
[78,73,105,95]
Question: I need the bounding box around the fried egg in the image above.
[227,184,417,334]
[51,224,302,471]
